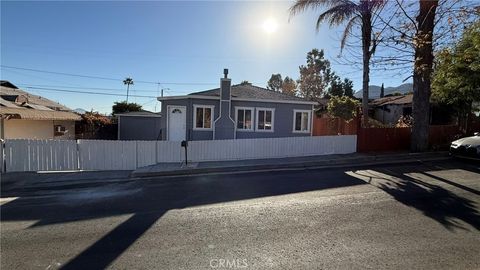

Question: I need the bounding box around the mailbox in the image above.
[181,140,188,165]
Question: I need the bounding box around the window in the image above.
[236,107,254,131]
[293,110,311,133]
[54,125,67,136]
[193,105,214,130]
[256,108,274,132]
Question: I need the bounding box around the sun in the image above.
[262,18,278,34]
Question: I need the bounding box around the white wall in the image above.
[3,119,75,140]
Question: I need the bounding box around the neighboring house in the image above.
[117,111,162,140]
[0,81,81,139]
[369,94,413,125]
[158,69,317,141]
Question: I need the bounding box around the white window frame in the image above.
[292,109,311,133]
[193,105,214,130]
[235,107,255,132]
[256,107,275,132]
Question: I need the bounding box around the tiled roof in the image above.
[189,84,312,103]
[1,107,81,120]
[0,85,71,111]
[0,81,80,120]
[370,94,413,106]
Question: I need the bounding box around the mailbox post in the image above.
[181,140,188,166]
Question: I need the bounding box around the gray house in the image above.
[117,111,162,140]
[158,69,317,141]
[370,94,412,125]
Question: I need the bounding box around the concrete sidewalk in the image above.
[131,151,451,178]
[1,151,451,197]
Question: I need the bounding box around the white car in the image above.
[450,132,480,159]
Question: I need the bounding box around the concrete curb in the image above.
[131,152,451,178]
[1,152,451,196]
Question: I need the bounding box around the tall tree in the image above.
[433,20,480,132]
[297,49,333,100]
[328,75,345,97]
[112,101,142,115]
[327,76,355,97]
[267,74,283,91]
[123,77,134,103]
[282,76,297,96]
[370,0,477,150]
[290,0,385,126]
[343,78,355,97]
[410,0,438,152]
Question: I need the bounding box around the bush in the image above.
[327,96,359,122]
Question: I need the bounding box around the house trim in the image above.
[192,104,214,131]
[158,95,317,105]
[235,106,255,132]
[292,109,312,134]
[255,107,275,133]
[116,114,162,118]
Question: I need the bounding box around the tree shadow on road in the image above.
[1,169,366,269]
[348,168,480,231]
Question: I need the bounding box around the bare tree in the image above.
[290,0,386,126]
[373,0,478,151]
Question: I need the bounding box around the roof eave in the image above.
[157,95,317,105]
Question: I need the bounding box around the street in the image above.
[1,159,479,269]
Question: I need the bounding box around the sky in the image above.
[1,0,409,114]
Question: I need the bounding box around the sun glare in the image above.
[262,18,278,34]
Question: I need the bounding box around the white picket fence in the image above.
[1,136,356,172]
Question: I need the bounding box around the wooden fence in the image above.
[312,116,358,136]
[1,135,357,172]
[357,125,461,152]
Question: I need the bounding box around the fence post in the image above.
[1,139,5,173]
[76,139,80,171]
[155,141,158,164]
[135,141,138,169]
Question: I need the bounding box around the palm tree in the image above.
[289,0,385,126]
[123,77,134,103]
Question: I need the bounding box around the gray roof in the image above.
[370,94,413,107]
[189,84,312,103]
[116,111,162,117]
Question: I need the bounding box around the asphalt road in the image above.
[1,159,479,269]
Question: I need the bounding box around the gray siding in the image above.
[161,98,313,141]
[161,99,219,141]
[232,101,312,139]
[119,116,162,140]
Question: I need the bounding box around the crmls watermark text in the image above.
[209,258,248,268]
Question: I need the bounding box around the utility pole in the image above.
[158,87,169,112]
[123,77,134,103]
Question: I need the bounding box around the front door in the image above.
[167,106,186,141]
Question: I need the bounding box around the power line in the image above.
[16,83,161,93]
[24,86,157,98]
[1,65,218,86]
